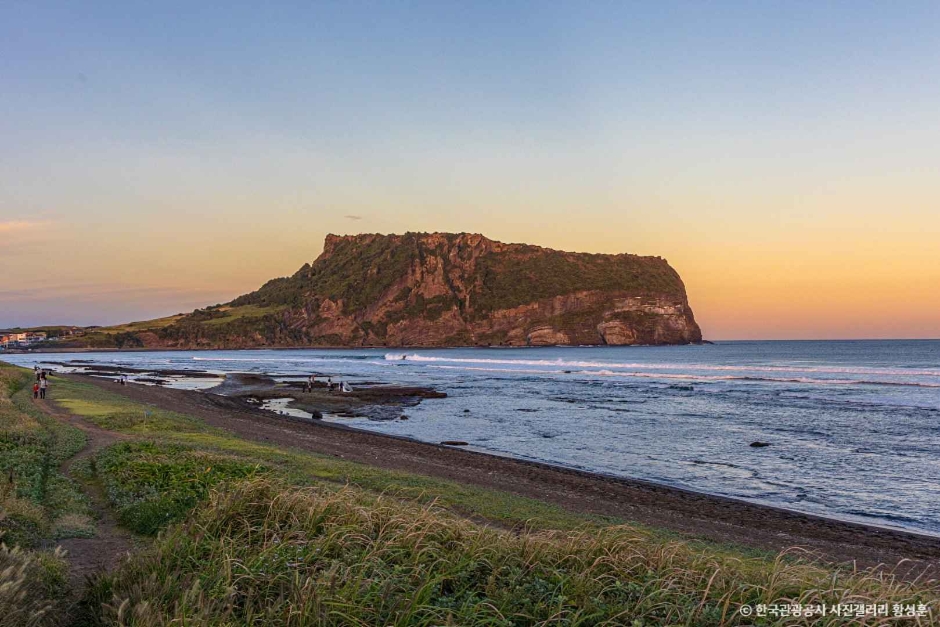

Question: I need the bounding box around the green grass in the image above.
[98,315,185,334]
[4,364,939,625]
[95,441,265,535]
[0,365,92,545]
[200,304,288,326]
[87,479,940,626]
[52,378,620,533]
[0,365,81,627]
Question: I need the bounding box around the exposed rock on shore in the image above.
[207,373,446,421]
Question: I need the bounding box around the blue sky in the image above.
[2,2,939,338]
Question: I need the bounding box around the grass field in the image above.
[2,362,938,625]
[52,377,620,534]
[97,315,186,334]
[0,365,88,626]
[0,366,92,546]
[200,304,288,326]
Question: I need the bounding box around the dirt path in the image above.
[68,374,940,577]
[35,397,135,590]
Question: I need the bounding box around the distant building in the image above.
[0,332,46,348]
[0,333,26,348]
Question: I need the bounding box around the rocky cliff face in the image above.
[152,232,702,348]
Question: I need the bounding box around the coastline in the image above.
[7,344,686,354]
[67,372,940,574]
[14,338,940,356]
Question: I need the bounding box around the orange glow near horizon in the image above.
[3,4,939,338]
[2,190,939,340]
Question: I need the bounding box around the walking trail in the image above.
[35,397,135,590]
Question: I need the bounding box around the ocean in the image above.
[6,340,939,535]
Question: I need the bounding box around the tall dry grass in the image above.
[88,479,938,626]
[0,544,68,627]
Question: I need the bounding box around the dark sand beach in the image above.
[67,372,940,575]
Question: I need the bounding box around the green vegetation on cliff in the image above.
[62,233,701,348]
[471,248,685,314]
[232,233,686,316]
[233,233,421,313]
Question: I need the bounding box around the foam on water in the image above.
[386,353,940,379]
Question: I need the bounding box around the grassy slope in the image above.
[92,481,937,626]
[2,364,937,624]
[200,304,288,326]
[53,378,617,535]
[97,315,185,334]
[40,373,940,625]
[0,367,92,545]
[0,365,83,627]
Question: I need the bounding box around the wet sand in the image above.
[68,373,940,575]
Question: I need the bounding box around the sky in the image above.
[2,1,939,340]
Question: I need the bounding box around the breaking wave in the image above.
[384,353,940,382]
[422,363,940,388]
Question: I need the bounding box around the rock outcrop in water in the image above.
[80,233,703,348]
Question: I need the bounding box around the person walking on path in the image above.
[33,381,40,398]
[39,376,48,399]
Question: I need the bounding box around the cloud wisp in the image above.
[0,220,49,233]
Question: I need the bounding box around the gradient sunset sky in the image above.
[2,2,938,339]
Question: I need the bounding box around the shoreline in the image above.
[5,342,709,354]
[7,338,940,356]
[66,372,940,573]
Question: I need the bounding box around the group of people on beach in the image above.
[302,374,352,394]
[32,366,49,399]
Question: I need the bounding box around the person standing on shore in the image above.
[39,376,48,399]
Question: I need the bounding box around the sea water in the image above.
[7,340,939,535]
